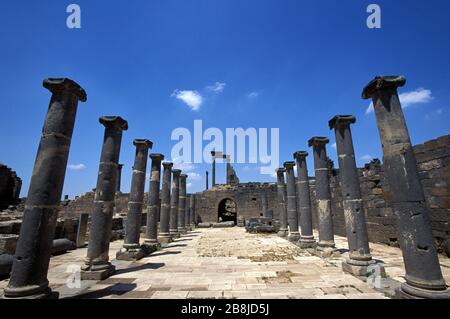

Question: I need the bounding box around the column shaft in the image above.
[158,162,173,243]
[169,170,181,238]
[284,162,300,242]
[178,174,187,234]
[276,168,288,237]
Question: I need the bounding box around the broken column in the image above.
[293,151,316,248]
[3,78,86,299]
[329,116,375,275]
[308,137,336,256]
[158,162,173,244]
[76,213,89,248]
[178,174,187,234]
[117,139,153,261]
[211,151,216,187]
[206,171,209,190]
[276,168,288,237]
[81,116,128,280]
[143,153,164,252]
[284,162,300,242]
[189,194,196,228]
[169,169,181,239]
[116,164,124,194]
[362,75,450,299]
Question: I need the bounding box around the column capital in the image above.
[283,161,296,170]
[150,153,164,161]
[133,139,153,150]
[276,167,286,175]
[180,174,188,179]
[308,136,329,148]
[162,162,173,169]
[99,116,128,131]
[43,78,87,102]
[362,75,406,99]
[172,169,182,176]
[328,115,356,130]
[293,151,308,160]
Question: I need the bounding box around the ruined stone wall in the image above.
[195,183,278,223]
[310,134,450,252]
[0,164,22,210]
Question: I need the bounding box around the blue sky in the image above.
[0,0,449,198]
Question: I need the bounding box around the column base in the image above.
[288,232,301,243]
[81,263,115,281]
[395,283,450,299]
[315,244,339,258]
[170,230,180,239]
[278,228,288,237]
[342,258,381,277]
[141,241,160,255]
[116,247,145,261]
[178,227,187,234]
[2,285,59,299]
[298,237,317,249]
[158,234,173,244]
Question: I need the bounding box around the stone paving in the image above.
[1,227,449,299]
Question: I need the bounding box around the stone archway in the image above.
[218,198,237,224]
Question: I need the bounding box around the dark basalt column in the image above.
[284,162,300,242]
[4,78,86,299]
[206,171,209,190]
[362,75,450,299]
[116,164,124,194]
[261,193,268,218]
[276,168,288,237]
[143,153,164,252]
[178,174,187,234]
[308,137,336,253]
[81,116,128,280]
[169,169,181,238]
[185,194,192,231]
[76,213,89,248]
[293,151,316,248]
[329,116,375,275]
[117,139,153,261]
[189,194,196,228]
[158,162,173,244]
[211,151,216,187]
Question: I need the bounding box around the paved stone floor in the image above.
[1,227,449,299]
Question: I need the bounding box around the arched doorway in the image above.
[218,198,237,224]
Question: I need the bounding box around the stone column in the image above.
[169,169,181,238]
[329,116,375,275]
[178,174,187,234]
[116,164,124,194]
[284,162,300,242]
[189,194,196,228]
[158,162,173,244]
[211,151,216,187]
[117,139,153,261]
[261,193,268,217]
[308,137,336,255]
[206,171,209,190]
[362,76,450,299]
[81,116,128,280]
[143,153,164,252]
[276,168,288,237]
[293,151,316,248]
[4,78,86,299]
[185,194,191,231]
[76,213,89,248]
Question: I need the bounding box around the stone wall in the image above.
[0,164,22,210]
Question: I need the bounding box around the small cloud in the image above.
[331,142,337,149]
[171,90,203,111]
[206,82,226,93]
[172,157,195,172]
[425,108,443,120]
[360,155,373,162]
[68,163,86,170]
[247,91,260,99]
[366,88,434,114]
[187,172,201,181]
[271,172,277,179]
[187,182,193,189]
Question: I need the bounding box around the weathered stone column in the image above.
[158,162,173,244]
[116,164,124,194]
[293,151,316,248]
[206,171,209,190]
[178,174,187,234]
[276,168,288,237]
[329,116,375,275]
[363,76,450,299]
[81,116,128,280]
[143,153,164,252]
[3,78,86,299]
[284,162,300,242]
[169,169,181,238]
[308,137,336,256]
[189,194,196,228]
[117,139,153,261]
[211,151,216,187]
[261,193,268,217]
[76,213,89,248]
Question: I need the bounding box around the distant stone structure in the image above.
[0,165,22,211]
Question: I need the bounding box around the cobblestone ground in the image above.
[1,227,449,299]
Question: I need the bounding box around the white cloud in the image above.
[207,82,226,93]
[187,182,193,190]
[331,142,337,149]
[247,91,260,98]
[68,163,86,170]
[360,155,373,162]
[187,172,201,181]
[172,157,195,172]
[171,90,203,111]
[366,88,434,114]
[425,108,443,120]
